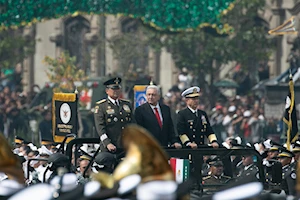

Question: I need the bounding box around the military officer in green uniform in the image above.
[177,86,219,148]
[94,77,134,172]
[202,157,231,195]
[278,149,296,196]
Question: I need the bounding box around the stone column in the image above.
[49,20,63,58]
[148,48,160,82]
[22,25,35,92]
[159,48,177,95]
[34,19,58,88]
[105,15,120,75]
[84,15,100,78]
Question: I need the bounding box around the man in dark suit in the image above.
[94,77,134,172]
[177,86,219,149]
[134,85,181,148]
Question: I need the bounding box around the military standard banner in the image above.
[52,93,78,143]
[133,85,147,109]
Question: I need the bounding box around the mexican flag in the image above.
[169,158,190,183]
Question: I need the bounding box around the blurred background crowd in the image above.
[0,63,284,148]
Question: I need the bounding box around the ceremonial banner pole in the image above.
[283,74,298,150]
[268,16,300,196]
[52,91,78,144]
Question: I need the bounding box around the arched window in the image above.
[64,16,91,74]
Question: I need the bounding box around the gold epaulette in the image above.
[202,176,211,180]
[120,98,131,102]
[96,99,107,104]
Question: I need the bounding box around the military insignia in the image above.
[291,172,296,179]
[96,99,106,104]
[256,173,260,179]
[201,115,207,124]
[115,77,120,84]
[94,106,99,114]
[123,104,131,112]
[114,117,118,122]
[106,109,115,114]
[188,120,194,124]
[107,118,111,123]
[108,106,111,109]
[193,88,197,93]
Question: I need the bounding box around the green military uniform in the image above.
[202,157,231,195]
[202,174,231,194]
[94,98,133,151]
[238,164,259,180]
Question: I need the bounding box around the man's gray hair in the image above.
[146,85,160,95]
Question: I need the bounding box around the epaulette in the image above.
[96,99,107,104]
[120,99,131,103]
[202,176,211,180]
[222,175,231,179]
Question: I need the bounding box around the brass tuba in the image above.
[0,134,25,184]
[268,16,298,35]
[92,124,174,188]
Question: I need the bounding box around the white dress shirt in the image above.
[187,106,198,116]
[150,103,163,123]
[108,96,119,106]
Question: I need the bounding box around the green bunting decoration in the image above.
[0,0,235,33]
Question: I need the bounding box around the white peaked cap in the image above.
[0,180,24,196]
[181,86,200,98]
[213,182,263,200]
[50,173,78,192]
[38,146,53,156]
[9,184,54,200]
[136,180,177,200]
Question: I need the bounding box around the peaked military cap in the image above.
[14,136,24,144]
[41,138,54,146]
[104,77,122,89]
[269,141,283,152]
[292,141,300,153]
[207,157,223,166]
[79,154,92,161]
[278,148,295,158]
[181,86,200,98]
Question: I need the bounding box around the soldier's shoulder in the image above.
[178,108,188,114]
[222,175,231,179]
[120,98,131,103]
[202,175,212,181]
[199,109,208,115]
[96,99,107,104]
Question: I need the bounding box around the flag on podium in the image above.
[283,74,299,150]
[169,158,190,183]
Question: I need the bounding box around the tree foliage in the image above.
[44,52,86,92]
[0,28,35,69]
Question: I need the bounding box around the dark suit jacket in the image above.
[134,102,179,147]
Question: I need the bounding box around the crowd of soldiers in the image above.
[1,76,300,199]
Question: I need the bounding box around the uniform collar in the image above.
[187,106,197,114]
[149,103,160,110]
[244,163,253,170]
[108,96,119,105]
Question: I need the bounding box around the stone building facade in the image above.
[22,1,300,95]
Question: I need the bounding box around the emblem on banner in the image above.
[60,103,71,124]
